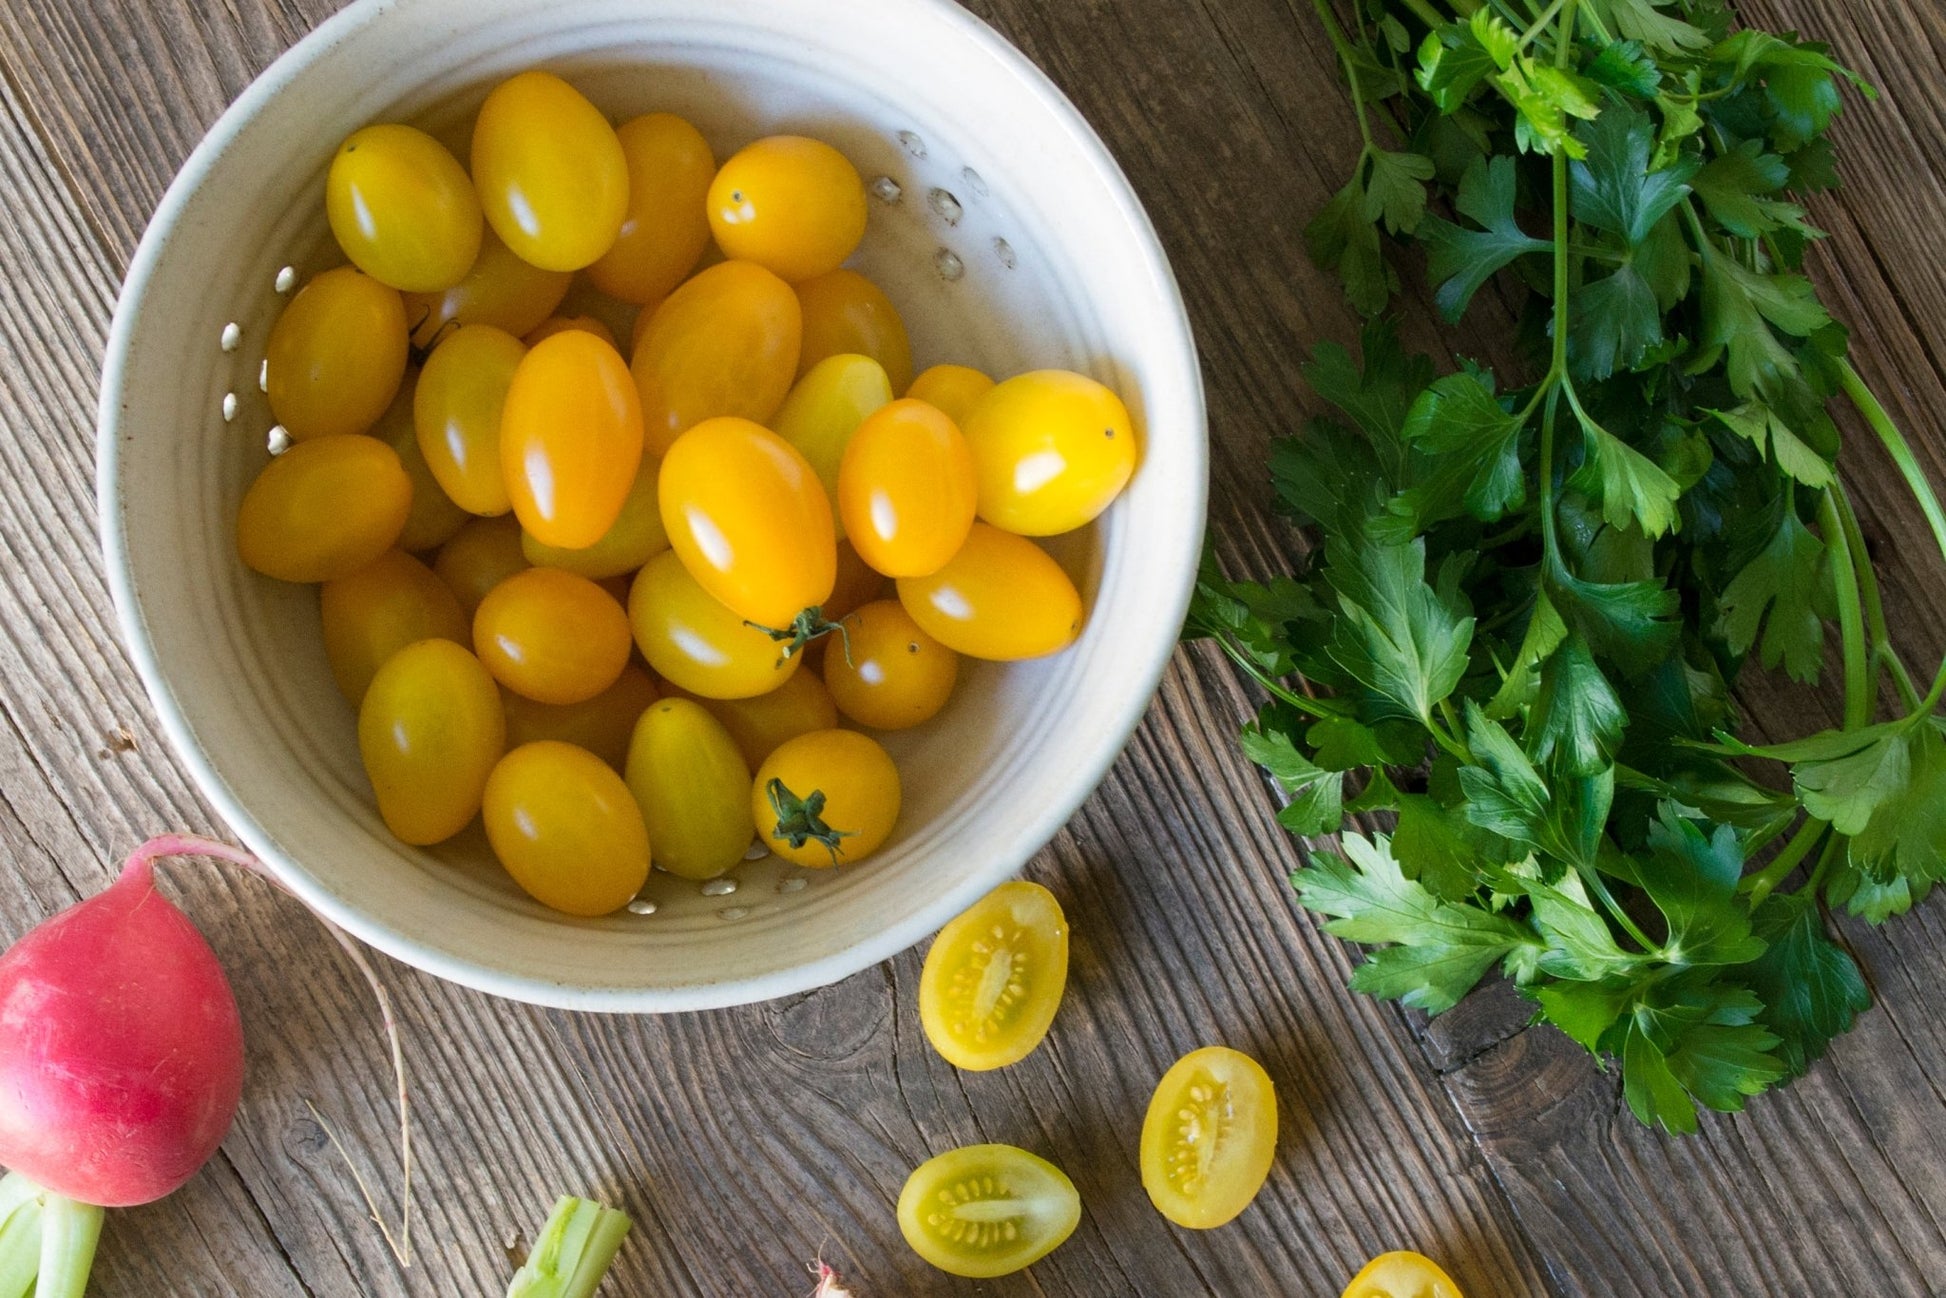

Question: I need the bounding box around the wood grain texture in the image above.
[0,0,1939,1294]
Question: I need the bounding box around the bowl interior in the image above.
[100,0,1205,1010]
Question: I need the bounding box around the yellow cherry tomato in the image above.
[374,373,469,552]
[919,881,1068,1071]
[628,550,801,700]
[795,269,912,393]
[897,1145,1080,1279]
[658,416,835,628]
[624,698,754,881]
[265,267,408,440]
[771,354,893,540]
[470,71,627,272]
[707,135,867,283]
[404,227,571,349]
[630,259,801,455]
[521,453,669,579]
[825,600,959,730]
[473,567,631,705]
[587,113,716,305]
[434,514,530,618]
[963,370,1138,536]
[1342,1252,1466,1298]
[415,324,525,517]
[525,314,618,350]
[906,363,995,427]
[501,330,645,549]
[482,741,649,916]
[671,670,839,769]
[357,638,505,846]
[236,435,411,583]
[838,399,977,578]
[751,729,899,867]
[1140,1046,1278,1230]
[502,664,659,771]
[321,550,469,702]
[326,123,482,292]
[896,524,1081,660]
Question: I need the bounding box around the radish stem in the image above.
[0,1176,99,1298]
[505,1196,633,1298]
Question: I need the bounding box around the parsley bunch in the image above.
[1187,0,1946,1132]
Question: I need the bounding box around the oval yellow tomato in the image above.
[321,549,469,702]
[795,269,913,393]
[501,330,645,549]
[358,638,505,846]
[896,524,1082,660]
[897,1145,1080,1279]
[415,324,525,517]
[1341,1252,1466,1298]
[707,135,867,283]
[501,664,659,772]
[963,369,1138,536]
[825,600,959,731]
[403,228,571,349]
[658,416,835,628]
[771,354,893,539]
[433,514,530,618]
[751,729,899,867]
[906,363,995,427]
[838,398,977,578]
[1140,1046,1278,1230]
[265,267,408,440]
[326,123,482,292]
[473,567,632,705]
[671,670,839,769]
[624,698,754,881]
[374,373,469,552]
[236,435,411,583]
[587,113,716,305]
[919,881,1067,1071]
[630,259,801,455]
[482,741,649,916]
[521,452,669,580]
[627,550,801,700]
[470,71,627,272]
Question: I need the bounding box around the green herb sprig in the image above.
[1187,0,1943,1132]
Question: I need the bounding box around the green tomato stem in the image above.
[1818,490,1872,730]
[505,1197,632,1298]
[1742,816,1828,907]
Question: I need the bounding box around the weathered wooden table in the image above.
[2,0,1942,1293]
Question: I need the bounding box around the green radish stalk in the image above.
[506,1196,632,1298]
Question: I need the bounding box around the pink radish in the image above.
[0,835,410,1294]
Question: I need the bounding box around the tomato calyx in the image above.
[764,777,850,861]
[745,605,853,665]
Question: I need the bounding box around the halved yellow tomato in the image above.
[1139,1045,1278,1230]
[896,523,1082,660]
[897,1144,1080,1279]
[500,330,644,549]
[919,881,1067,1071]
[1341,1252,1466,1298]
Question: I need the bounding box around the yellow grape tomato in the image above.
[521,453,669,579]
[906,364,995,427]
[502,664,659,772]
[501,330,645,549]
[326,123,482,292]
[628,550,801,700]
[896,1144,1080,1279]
[1140,1045,1278,1230]
[824,599,958,731]
[658,416,835,628]
[624,698,754,881]
[707,135,867,283]
[357,638,505,846]
[321,550,469,702]
[838,398,977,578]
[470,71,627,272]
[374,374,469,552]
[896,523,1082,661]
[236,435,412,583]
[1341,1252,1466,1298]
[404,227,571,349]
[524,314,618,350]
[751,728,899,868]
[963,369,1138,536]
[918,881,1068,1071]
[415,324,525,517]
[771,354,893,539]
[795,269,913,393]
[483,741,650,916]
[672,670,838,769]
[434,514,529,618]
[630,259,801,455]
[265,267,408,440]
[587,113,716,305]
[473,567,631,705]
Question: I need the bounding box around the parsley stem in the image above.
[1582,865,1657,953]
[1312,0,1378,155]
[1832,482,1922,711]
[1435,698,1474,762]
[1818,491,1872,729]
[1741,816,1828,907]
[1398,0,1449,31]
[1516,0,1570,51]
[1209,634,1336,719]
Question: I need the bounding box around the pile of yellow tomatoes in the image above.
[231,70,1138,916]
